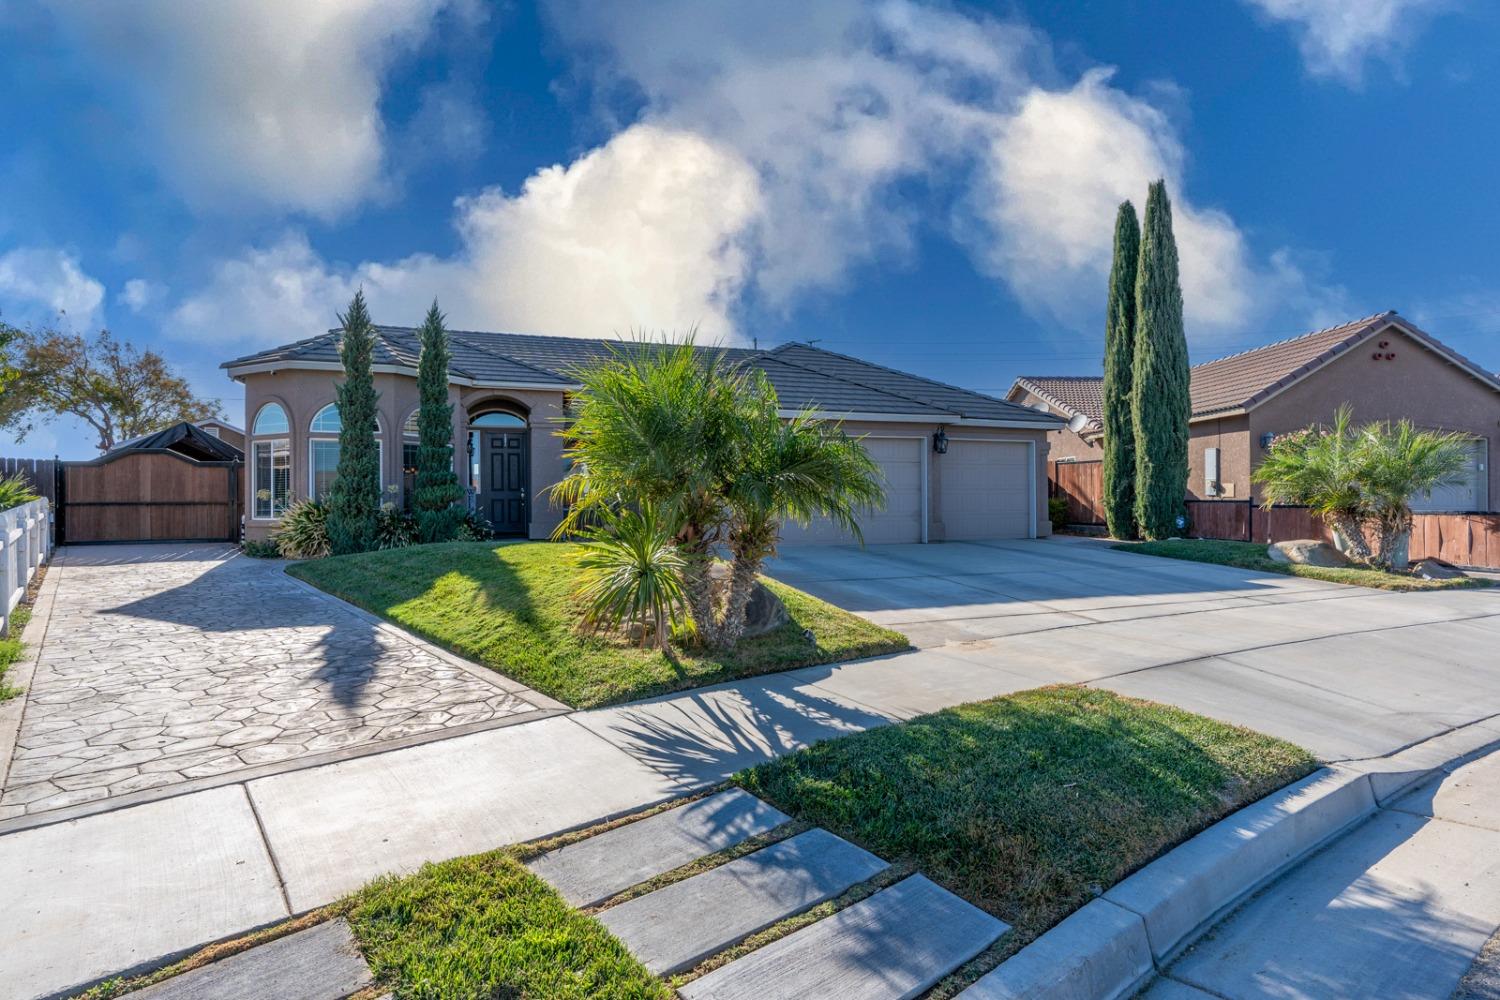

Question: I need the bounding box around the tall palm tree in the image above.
[719,379,884,646]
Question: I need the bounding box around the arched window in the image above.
[307,403,383,501]
[253,403,289,436]
[401,411,421,503]
[250,403,291,519]
[469,410,526,429]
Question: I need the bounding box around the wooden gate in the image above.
[60,451,241,544]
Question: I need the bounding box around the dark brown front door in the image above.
[483,430,529,535]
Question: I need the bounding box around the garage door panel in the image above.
[938,440,1032,541]
[780,437,923,545]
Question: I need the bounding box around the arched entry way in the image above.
[467,407,529,536]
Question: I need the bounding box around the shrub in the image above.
[1048,497,1069,532]
[0,472,40,511]
[274,498,331,559]
[240,538,281,558]
[455,509,493,541]
[375,505,418,550]
[574,504,689,650]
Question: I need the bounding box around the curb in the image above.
[959,718,1500,1000]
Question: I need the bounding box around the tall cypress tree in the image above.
[326,290,381,554]
[413,300,464,542]
[1102,201,1140,540]
[1131,180,1190,540]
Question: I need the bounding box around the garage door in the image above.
[1411,438,1488,512]
[938,439,1032,540]
[779,437,924,545]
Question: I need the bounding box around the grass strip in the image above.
[735,686,1317,950]
[1118,538,1488,591]
[288,540,909,709]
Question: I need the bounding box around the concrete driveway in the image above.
[765,536,1500,762]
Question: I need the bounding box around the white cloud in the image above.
[170,126,761,347]
[1244,0,1447,84]
[119,278,167,313]
[0,247,105,328]
[49,0,461,216]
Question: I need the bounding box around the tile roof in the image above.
[223,328,1059,426]
[1011,310,1500,426]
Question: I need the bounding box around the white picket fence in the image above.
[2,498,51,636]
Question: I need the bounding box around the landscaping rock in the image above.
[708,563,790,638]
[1266,539,1352,568]
[1412,558,1466,581]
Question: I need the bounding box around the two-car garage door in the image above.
[778,436,1034,545]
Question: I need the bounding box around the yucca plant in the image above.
[374,505,417,550]
[273,498,331,559]
[574,503,688,651]
[0,472,40,511]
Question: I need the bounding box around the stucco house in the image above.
[1006,311,1499,511]
[223,330,1063,544]
[194,418,245,451]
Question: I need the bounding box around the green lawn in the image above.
[349,849,671,1000]
[1117,538,1488,591]
[287,541,909,709]
[734,686,1316,946]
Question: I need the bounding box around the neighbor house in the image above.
[1007,311,1499,511]
[194,418,245,451]
[224,331,1063,543]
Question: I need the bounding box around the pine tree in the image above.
[1102,200,1140,540]
[413,301,465,542]
[1131,180,1191,540]
[326,290,381,555]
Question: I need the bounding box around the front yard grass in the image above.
[287,541,909,709]
[734,686,1316,949]
[0,604,32,702]
[1118,538,1488,591]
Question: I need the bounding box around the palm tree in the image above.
[719,380,884,646]
[1252,405,1374,562]
[550,337,746,640]
[1356,419,1471,568]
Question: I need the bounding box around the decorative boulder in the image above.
[1267,539,1353,568]
[707,562,790,639]
[1411,558,1466,581]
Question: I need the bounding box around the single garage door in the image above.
[938,439,1032,540]
[779,436,924,545]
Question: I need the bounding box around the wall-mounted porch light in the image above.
[933,426,949,454]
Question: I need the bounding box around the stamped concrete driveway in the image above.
[763,536,1500,763]
[0,544,558,820]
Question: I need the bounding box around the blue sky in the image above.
[2,0,1497,459]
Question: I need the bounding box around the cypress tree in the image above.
[413,300,465,542]
[1131,180,1190,540]
[1102,200,1140,540]
[326,290,381,554]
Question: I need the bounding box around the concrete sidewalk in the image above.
[5,540,1499,998]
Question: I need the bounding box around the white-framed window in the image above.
[252,439,291,519]
[307,402,384,500]
[402,410,421,504]
[253,402,289,436]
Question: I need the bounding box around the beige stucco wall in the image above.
[1244,326,1499,508]
[240,367,1056,541]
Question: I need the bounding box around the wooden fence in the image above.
[0,457,59,505]
[1051,466,1500,569]
[1049,461,1106,526]
[1,498,51,635]
[59,451,241,544]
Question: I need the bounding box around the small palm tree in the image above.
[1253,406,1373,561]
[1356,419,1471,568]
[719,380,884,646]
[574,503,689,650]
